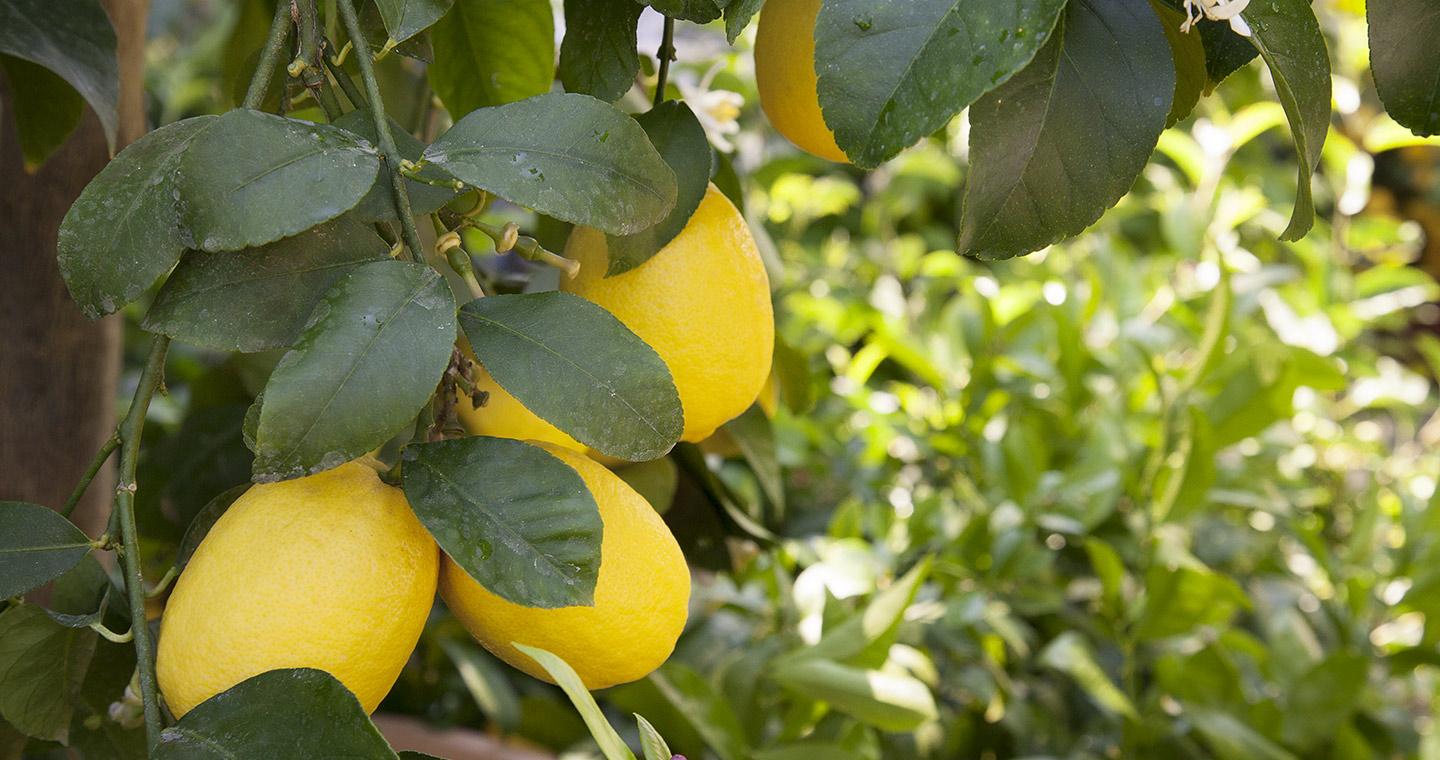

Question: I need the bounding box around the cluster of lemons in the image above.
[154,0,836,719]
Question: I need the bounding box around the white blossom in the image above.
[1182,0,1252,37]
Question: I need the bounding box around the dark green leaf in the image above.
[642,0,722,22]
[403,437,602,608]
[769,658,937,732]
[44,587,108,629]
[605,102,713,275]
[615,457,678,514]
[0,502,92,600]
[721,405,784,513]
[332,110,459,222]
[724,0,765,43]
[0,0,118,148]
[1198,17,1259,87]
[56,116,213,318]
[0,55,83,170]
[179,109,382,252]
[50,555,122,623]
[144,218,391,352]
[1369,0,1440,135]
[153,669,396,759]
[1149,0,1207,127]
[176,485,249,571]
[459,292,683,461]
[814,0,1066,168]
[1280,653,1368,750]
[375,0,453,44]
[559,0,643,102]
[424,93,677,235]
[252,260,456,482]
[1244,0,1330,240]
[0,605,98,743]
[428,0,554,119]
[957,0,1174,260]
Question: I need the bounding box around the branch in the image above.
[654,17,676,107]
[291,0,344,120]
[244,0,294,110]
[62,432,119,519]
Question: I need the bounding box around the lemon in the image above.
[563,184,774,443]
[157,461,438,717]
[440,443,690,689]
[698,372,781,458]
[455,357,583,453]
[754,0,849,163]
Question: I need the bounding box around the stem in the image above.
[336,0,426,262]
[293,0,344,120]
[245,0,294,110]
[115,337,171,750]
[62,433,119,519]
[654,17,676,107]
[323,42,368,109]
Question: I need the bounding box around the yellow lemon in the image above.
[440,443,690,689]
[157,461,438,717]
[455,356,583,453]
[562,185,774,443]
[754,0,849,163]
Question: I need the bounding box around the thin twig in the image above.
[62,432,119,519]
[654,17,676,107]
[244,0,293,110]
[292,0,344,119]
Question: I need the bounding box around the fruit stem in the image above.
[62,431,119,519]
[654,16,676,108]
[244,0,294,111]
[514,235,581,279]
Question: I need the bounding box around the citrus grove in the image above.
[1,0,1438,757]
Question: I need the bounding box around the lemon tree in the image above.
[1,0,1439,757]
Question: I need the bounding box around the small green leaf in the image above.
[511,644,637,760]
[438,639,521,731]
[559,0,643,102]
[179,109,382,252]
[459,292,683,461]
[1243,0,1330,240]
[424,93,677,235]
[154,669,396,758]
[957,0,1175,260]
[724,0,765,43]
[641,0,722,23]
[176,485,249,571]
[814,0,1067,168]
[605,101,713,276]
[144,218,391,352]
[0,605,98,743]
[0,502,93,600]
[0,0,118,148]
[429,0,554,119]
[402,437,602,608]
[615,457,679,515]
[769,658,937,733]
[1369,0,1440,135]
[57,116,214,318]
[332,110,459,222]
[1038,631,1138,721]
[252,260,456,482]
[0,55,83,170]
[375,0,453,44]
[636,714,672,760]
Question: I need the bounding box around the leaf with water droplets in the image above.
[1369,0,1440,136]
[402,437,602,608]
[424,93,677,235]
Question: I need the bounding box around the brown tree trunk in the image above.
[0,0,148,536]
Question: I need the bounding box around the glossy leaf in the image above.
[375,0,452,44]
[0,56,83,170]
[424,93,677,235]
[1244,0,1331,240]
[429,0,554,119]
[332,110,459,222]
[512,644,637,760]
[144,218,391,352]
[559,0,643,102]
[0,501,93,601]
[1150,0,1207,127]
[56,116,214,318]
[814,0,1066,168]
[252,261,456,482]
[769,658,937,732]
[0,605,98,743]
[402,437,602,608]
[0,0,118,148]
[1369,0,1440,135]
[957,0,1174,260]
[724,0,765,43]
[153,669,395,758]
[605,101,713,276]
[179,109,382,252]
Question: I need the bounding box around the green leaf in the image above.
[0,502,93,600]
[0,55,83,170]
[459,292,682,461]
[636,714,673,760]
[176,485,249,571]
[252,260,456,482]
[512,644,637,760]
[424,93,678,235]
[0,605,98,743]
[793,558,931,666]
[56,116,214,318]
[559,0,644,102]
[429,0,554,119]
[178,109,382,252]
[438,639,521,731]
[604,101,713,276]
[648,664,750,760]
[1369,0,1440,135]
[1038,631,1138,721]
[1188,706,1297,760]
[769,658,937,733]
[332,110,459,222]
[957,0,1175,260]
[0,0,118,149]
[154,669,396,758]
[1280,652,1368,750]
[724,0,765,43]
[642,0,722,23]
[1243,0,1331,240]
[1149,0,1207,127]
[814,0,1066,168]
[720,405,784,514]
[144,218,391,352]
[402,437,602,608]
[375,0,453,44]
[615,457,679,514]
[1134,564,1249,640]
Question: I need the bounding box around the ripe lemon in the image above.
[157,461,438,717]
[454,356,583,453]
[754,0,849,163]
[562,184,774,443]
[440,443,690,689]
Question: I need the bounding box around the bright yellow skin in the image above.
[157,462,438,717]
[563,185,774,443]
[754,0,849,163]
[440,444,690,689]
